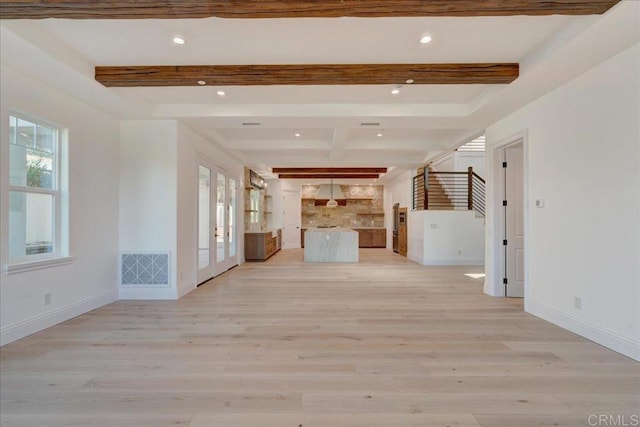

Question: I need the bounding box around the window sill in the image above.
[5,256,74,275]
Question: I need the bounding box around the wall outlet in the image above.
[43,292,51,306]
[536,199,546,208]
[457,250,462,255]
[574,296,582,310]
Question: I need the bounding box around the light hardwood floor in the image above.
[1,249,638,426]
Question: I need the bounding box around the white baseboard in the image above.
[407,251,422,264]
[177,280,195,298]
[528,301,640,362]
[423,257,485,266]
[1,290,117,346]
[118,285,177,300]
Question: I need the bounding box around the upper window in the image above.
[8,115,64,263]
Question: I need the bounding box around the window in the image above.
[7,114,67,267]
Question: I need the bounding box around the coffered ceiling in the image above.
[1,0,635,184]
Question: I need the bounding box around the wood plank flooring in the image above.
[1,249,638,426]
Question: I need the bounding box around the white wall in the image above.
[485,43,640,360]
[119,121,178,299]
[0,65,120,345]
[455,152,486,178]
[423,211,485,265]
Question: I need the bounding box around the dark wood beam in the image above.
[279,174,381,179]
[95,63,519,87]
[273,167,387,174]
[0,1,621,19]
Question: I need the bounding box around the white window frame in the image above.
[3,112,71,274]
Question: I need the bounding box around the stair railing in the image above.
[413,166,485,216]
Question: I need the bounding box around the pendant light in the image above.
[326,178,338,208]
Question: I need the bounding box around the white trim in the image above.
[528,301,640,362]
[118,286,177,300]
[4,255,73,275]
[485,130,530,299]
[177,280,196,298]
[423,257,485,266]
[407,251,422,264]
[0,289,117,346]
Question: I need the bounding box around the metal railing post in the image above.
[467,167,473,210]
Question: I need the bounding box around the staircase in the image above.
[426,174,454,210]
[412,166,486,217]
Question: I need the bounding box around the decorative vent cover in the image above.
[120,252,169,286]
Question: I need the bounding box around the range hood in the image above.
[315,184,346,200]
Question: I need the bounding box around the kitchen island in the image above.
[304,227,359,262]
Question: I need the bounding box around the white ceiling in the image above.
[1,2,637,184]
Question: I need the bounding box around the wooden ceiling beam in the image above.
[279,174,380,179]
[272,168,387,174]
[0,1,621,19]
[95,63,519,87]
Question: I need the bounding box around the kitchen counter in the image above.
[304,227,358,263]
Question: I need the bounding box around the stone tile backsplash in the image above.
[301,185,385,228]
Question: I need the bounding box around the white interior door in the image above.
[282,189,301,249]
[505,143,525,297]
[197,161,237,284]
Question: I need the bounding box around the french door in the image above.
[197,159,237,284]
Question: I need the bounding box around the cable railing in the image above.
[412,167,485,217]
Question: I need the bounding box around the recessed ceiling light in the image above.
[197,80,206,86]
[420,35,432,44]
[216,90,226,96]
[294,132,301,137]
[391,86,401,95]
[406,79,415,84]
[172,36,186,45]
[377,133,383,137]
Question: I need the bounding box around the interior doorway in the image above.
[197,158,238,285]
[282,189,301,249]
[500,140,525,297]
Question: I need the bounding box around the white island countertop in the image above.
[304,227,359,263]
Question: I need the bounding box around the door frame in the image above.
[196,158,215,284]
[196,156,238,285]
[488,130,530,305]
[282,188,301,249]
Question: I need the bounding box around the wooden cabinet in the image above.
[356,228,386,248]
[245,229,281,261]
[358,229,373,247]
[372,229,386,248]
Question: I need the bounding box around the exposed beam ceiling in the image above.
[279,173,381,179]
[273,168,388,174]
[95,63,519,87]
[0,1,620,19]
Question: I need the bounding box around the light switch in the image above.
[430,223,438,229]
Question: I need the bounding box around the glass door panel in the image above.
[216,172,226,263]
[229,178,236,258]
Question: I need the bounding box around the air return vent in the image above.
[360,122,380,126]
[242,122,262,126]
[121,252,170,286]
